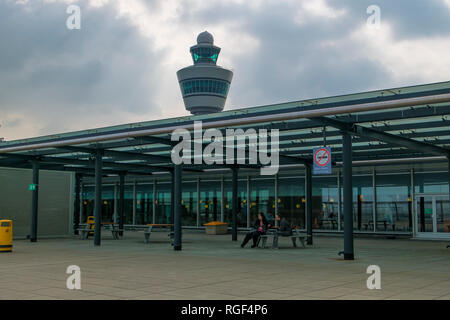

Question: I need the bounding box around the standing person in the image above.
[240,212,269,248]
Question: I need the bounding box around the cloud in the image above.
[1,0,449,141]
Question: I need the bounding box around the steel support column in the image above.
[448,157,450,199]
[173,164,182,251]
[171,172,175,225]
[94,150,103,246]
[232,167,238,241]
[305,164,313,245]
[30,160,39,242]
[341,132,354,260]
[119,173,125,235]
[73,173,82,235]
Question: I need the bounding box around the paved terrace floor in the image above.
[0,231,449,300]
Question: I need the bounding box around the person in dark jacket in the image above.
[276,214,292,236]
[241,212,269,248]
[271,214,293,248]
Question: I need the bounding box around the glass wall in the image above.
[155,182,172,224]
[376,172,411,232]
[182,181,198,226]
[136,183,153,225]
[224,178,247,227]
[312,176,339,230]
[250,177,275,226]
[278,176,305,229]
[81,184,133,223]
[78,168,447,233]
[82,185,114,223]
[350,175,374,231]
[414,171,449,194]
[199,180,222,225]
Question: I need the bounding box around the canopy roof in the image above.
[1,81,450,176]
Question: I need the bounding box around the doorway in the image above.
[414,193,450,239]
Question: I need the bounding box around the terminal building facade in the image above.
[0,33,449,254]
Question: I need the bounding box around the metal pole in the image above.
[274,174,279,227]
[80,182,84,224]
[30,160,39,242]
[171,172,175,225]
[74,173,81,235]
[372,169,377,232]
[220,177,225,222]
[305,164,313,245]
[132,180,137,225]
[119,173,125,234]
[152,180,157,224]
[173,164,182,251]
[113,182,118,224]
[341,132,354,260]
[94,150,102,246]
[246,176,251,228]
[232,167,238,241]
[196,178,200,227]
[337,171,341,231]
[448,157,450,199]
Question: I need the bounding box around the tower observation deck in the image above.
[177,31,233,115]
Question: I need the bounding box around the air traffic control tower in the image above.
[177,31,233,115]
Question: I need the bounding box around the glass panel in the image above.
[155,183,172,224]
[351,175,374,231]
[82,184,132,224]
[181,80,229,96]
[181,181,197,226]
[436,197,450,233]
[417,196,433,232]
[224,179,247,227]
[313,176,339,230]
[278,176,305,229]
[199,180,222,225]
[250,178,275,226]
[136,183,153,225]
[414,171,449,194]
[376,173,412,232]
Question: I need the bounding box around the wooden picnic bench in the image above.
[78,223,123,240]
[364,220,395,231]
[258,228,306,249]
[144,224,174,244]
[319,218,338,229]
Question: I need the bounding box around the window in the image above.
[181,79,229,96]
[191,47,220,64]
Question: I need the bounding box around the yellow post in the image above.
[0,220,13,252]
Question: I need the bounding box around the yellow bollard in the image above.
[0,220,13,252]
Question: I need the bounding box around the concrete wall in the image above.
[0,167,72,238]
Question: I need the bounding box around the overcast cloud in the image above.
[1,0,450,140]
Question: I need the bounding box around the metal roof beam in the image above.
[310,116,450,157]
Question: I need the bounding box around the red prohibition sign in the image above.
[314,148,330,167]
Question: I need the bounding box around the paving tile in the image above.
[2,231,449,300]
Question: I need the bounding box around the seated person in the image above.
[241,212,269,248]
[275,214,292,236]
[265,213,275,227]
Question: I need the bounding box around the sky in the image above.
[1,0,450,141]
